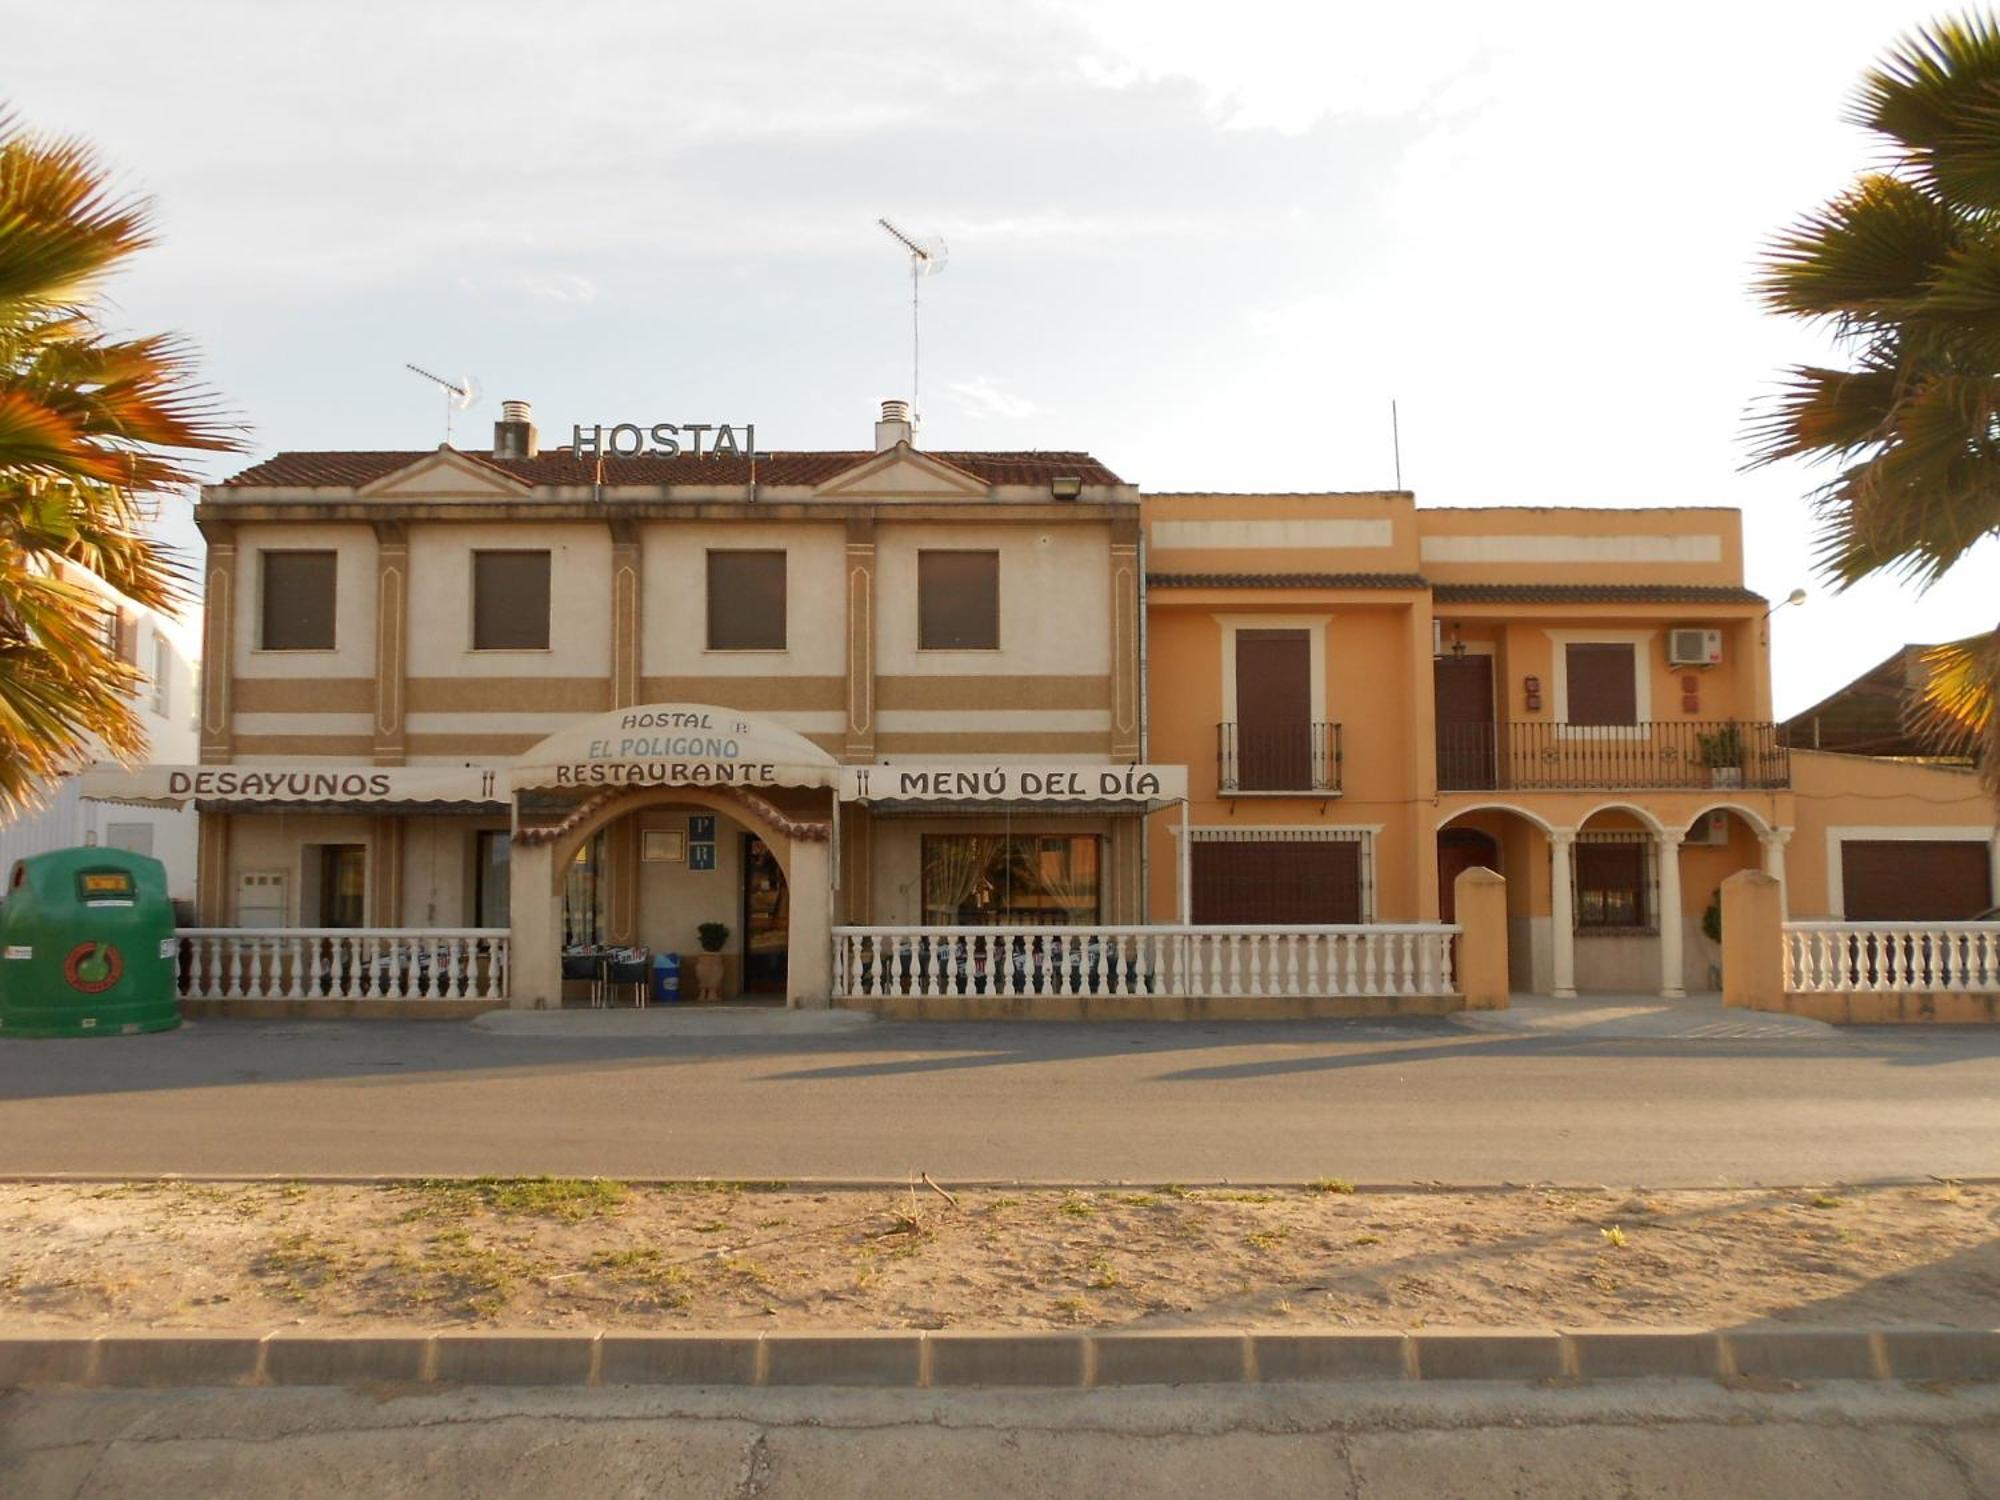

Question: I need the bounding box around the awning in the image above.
[510,702,841,792]
[840,763,1187,805]
[78,764,505,808]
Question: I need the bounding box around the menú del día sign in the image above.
[839,763,1188,804]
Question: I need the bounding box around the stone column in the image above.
[1409,603,1441,919]
[1760,829,1791,918]
[843,520,877,762]
[506,839,563,1009]
[198,522,237,763]
[1453,866,1510,1010]
[786,834,834,1009]
[369,815,405,927]
[610,520,642,709]
[1548,830,1577,998]
[1108,514,1141,761]
[1654,831,1685,998]
[371,521,408,766]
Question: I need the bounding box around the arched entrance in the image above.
[1437,805,1556,994]
[503,705,838,1010]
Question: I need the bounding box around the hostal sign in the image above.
[571,423,754,460]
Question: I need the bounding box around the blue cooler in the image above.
[652,951,682,1005]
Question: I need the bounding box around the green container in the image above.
[0,848,180,1037]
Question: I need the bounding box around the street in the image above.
[1,1007,1996,1184]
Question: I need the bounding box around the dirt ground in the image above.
[1,1178,1993,1333]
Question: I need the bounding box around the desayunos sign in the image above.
[571,423,754,460]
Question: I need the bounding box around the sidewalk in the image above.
[1455,993,1835,1042]
[470,1006,877,1038]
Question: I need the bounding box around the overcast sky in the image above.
[12,0,1997,714]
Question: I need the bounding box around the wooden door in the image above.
[1235,630,1311,790]
[1434,656,1496,790]
[1437,829,1500,923]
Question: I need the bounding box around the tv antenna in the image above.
[404,363,482,445]
[877,218,947,419]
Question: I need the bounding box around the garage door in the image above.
[1841,840,1993,920]
[1192,839,1362,924]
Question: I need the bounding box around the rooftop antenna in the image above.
[877,218,947,422]
[404,363,482,445]
[1391,399,1403,491]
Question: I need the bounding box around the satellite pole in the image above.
[404,363,481,445]
[877,218,947,420]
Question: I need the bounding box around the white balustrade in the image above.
[831,924,1459,1003]
[1784,922,2000,995]
[174,929,510,1002]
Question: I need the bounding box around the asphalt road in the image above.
[3,1010,1998,1185]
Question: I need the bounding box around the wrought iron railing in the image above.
[1434,720,1788,791]
[1217,722,1342,794]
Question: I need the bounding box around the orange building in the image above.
[1142,491,1997,998]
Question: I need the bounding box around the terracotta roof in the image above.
[1431,583,1765,605]
[217,448,1125,490]
[1145,572,1428,590]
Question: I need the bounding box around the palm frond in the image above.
[1905,629,2000,796]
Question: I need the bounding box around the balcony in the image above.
[1216,721,1342,795]
[1435,720,1789,792]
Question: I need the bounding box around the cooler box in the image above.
[652,951,682,1004]
[0,848,180,1037]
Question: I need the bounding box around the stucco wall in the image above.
[1786,751,1998,918]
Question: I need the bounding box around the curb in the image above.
[2,1327,1995,1391]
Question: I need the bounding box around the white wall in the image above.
[874,522,1111,677]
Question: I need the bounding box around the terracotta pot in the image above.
[694,951,725,1002]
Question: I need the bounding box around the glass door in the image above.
[742,835,788,992]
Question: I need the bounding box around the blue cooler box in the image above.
[652,952,681,1004]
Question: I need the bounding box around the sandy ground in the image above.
[0,1178,1994,1333]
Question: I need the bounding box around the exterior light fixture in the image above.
[1050,475,1082,500]
[1450,623,1467,659]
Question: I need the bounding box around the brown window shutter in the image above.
[706,551,787,650]
[918,551,999,650]
[1840,841,1992,919]
[1192,840,1361,924]
[472,551,552,650]
[1565,643,1637,725]
[260,551,338,650]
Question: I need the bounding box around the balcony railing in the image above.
[1435,720,1789,792]
[177,929,510,1002]
[1217,722,1342,794]
[833,924,1457,1002]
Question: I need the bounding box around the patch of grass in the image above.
[692,1220,730,1234]
[1928,1180,1966,1204]
[986,1196,1022,1211]
[1086,1255,1121,1290]
[403,1176,628,1222]
[1117,1192,1162,1207]
[1809,1194,1844,1211]
[1051,1295,1092,1323]
[656,1179,788,1196]
[1308,1178,1356,1196]
[258,1231,347,1299]
[1245,1227,1291,1251]
[1212,1190,1278,1204]
[1058,1194,1095,1218]
[1351,1234,1382,1247]
[1162,1183,1196,1200]
[1600,1225,1627,1249]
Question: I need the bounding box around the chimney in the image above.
[493,399,538,460]
[874,398,913,452]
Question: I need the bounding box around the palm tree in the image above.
[1749,14,2000,791]
[0,112,240,817]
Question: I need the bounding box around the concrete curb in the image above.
[3,1327,1995,1391]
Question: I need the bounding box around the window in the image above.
[1840,839,1992,919]
[1192,836,1364,924]
[97,608,120,655]
[920,835,1100,925]
[1564,643,1638,726]
[314,844,367,928]
[918,550,999,650]
[706,550,786,650]
[1575,837,1651,930]
[150,633,170,714]
[472,550,551,650]
[475,831,511,927]
[260,551,337,650]
[562,831,606,945]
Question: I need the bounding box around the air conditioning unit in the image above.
[1667,628,1723,668]
[1683,811,1729,846]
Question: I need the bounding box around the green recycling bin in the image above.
[0,848,180,1037]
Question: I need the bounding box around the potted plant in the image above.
[1697,723,1744,788]
[693,922,729,1002]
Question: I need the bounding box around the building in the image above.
[0,562,200,908]
[1143,491,1998,996]
[1780,643,1970,762]
[87,401,1165,1006]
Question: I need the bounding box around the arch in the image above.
[1680,801,1775,839]
[541,785,808,893]
[1575,800,1668,835]
[1437,802,1560,836]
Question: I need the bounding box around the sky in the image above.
[11,0,1998,715]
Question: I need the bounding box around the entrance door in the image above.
[1437,828,1500,922]
[1434,656,1496,790]
[1235,629,1311,791]
[316,845,365,928]
[742,835,789,992]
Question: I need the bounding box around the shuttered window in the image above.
[260,551,337,650]
[472,551,551,650]
[706,551,787,650]
[1565,643,1637,725]
[1575,839,1649,929]
[918,551,1000,650]
[1841,841,1992,920]
[1192,839,1362,924]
